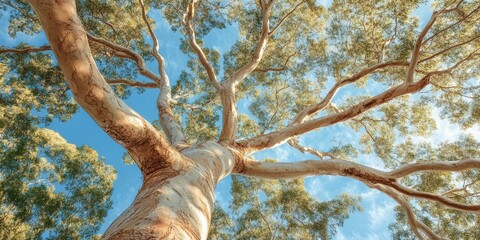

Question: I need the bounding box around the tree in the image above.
[209,168,361,239]
[0,56,115,238]
[1,0,479,239]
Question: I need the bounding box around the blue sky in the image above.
[2,1,479,239]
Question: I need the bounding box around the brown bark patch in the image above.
[106,226,179,240]
[342,167,396,185]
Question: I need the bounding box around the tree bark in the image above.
[26,1,236,239]
[25,1,480,239]
[103,142,235,240]
[26,0,181,175]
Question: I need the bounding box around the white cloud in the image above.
[271,144,293,162]
[358,155,387,171]
[334,228,347,240]
[340,181,361,195]
[364,232,382,240]
[252,143,298,162]
[360,188,379,201]
[413,107,480,145]
[306,178,332,201]
[368,202,395,228]
[337,231,382,240]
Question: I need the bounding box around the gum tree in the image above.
[1,0,479,239]
[0,38,115,239]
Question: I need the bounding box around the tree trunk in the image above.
[25,1,236,239]
[102,142,235,240]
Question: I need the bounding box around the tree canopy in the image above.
[0,59,115,238]
[1,0,479,239]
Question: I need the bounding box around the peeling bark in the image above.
[26,1,236,238]
[24,1,480,239]
[26,0,180,175]
[103,142,235,240]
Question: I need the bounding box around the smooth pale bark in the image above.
[25,1,480,239]
[219,1,273,144]
[234,157,480,213]
[239,79,431,152]
[26,0,181,175]
[103,142,235,239]
[183,0,222,91]
[138,0,188,148]
[27,1,237,239]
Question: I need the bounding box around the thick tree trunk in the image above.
[102,142,235,240]
[26,1,236,239]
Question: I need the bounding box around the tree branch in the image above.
[260,85,288,134]
[392,182,480,212]
[90,13,119,36]
[405,11,439,83]
[183,0,222,91]
[389,158,480,178]
[138,0,166,82]
[240,74,430,151]
[106,79,158,88]
[422,3,480,44]
[287,138,334,160]
[225,1,273,87]
[268,0,306,35]
[0,45,52,54]
[235,158,390,180]
[290,61,409,125]
[218,0,275,145]
[234,157,480,213]
[419,34,480,64]
[87,33,160,82]
[406,5,466,83]
[139,0,188,148]
[441,178,480,196]
[254,52,296,73]
[376,185,446,240]
[27,0,182,176]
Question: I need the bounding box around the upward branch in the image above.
[87,34,160,82]
[291,61,409,125]
[377,185,446,240]
[139,0,187,148]
[239,75,431,152]
[268,0,306,35]
[27,0,181,175]
[218,0,274,145]
[183,0,222,91]
[224,0,273,87]
[406,5,465,83]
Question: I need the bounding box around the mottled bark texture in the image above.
[26,1,235,239]
[26,1,480,239]
[103,142,234,239]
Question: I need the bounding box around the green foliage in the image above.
[0,129,116,239]
[389,136,480,239]
[77,0,154,89]
[0,59,116,239]
[172,70,220,142]
[1,0,480,238]
[1,49,77,124]
[2,1,41,38]
[328,0,419,83]
[209,162,361,239]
